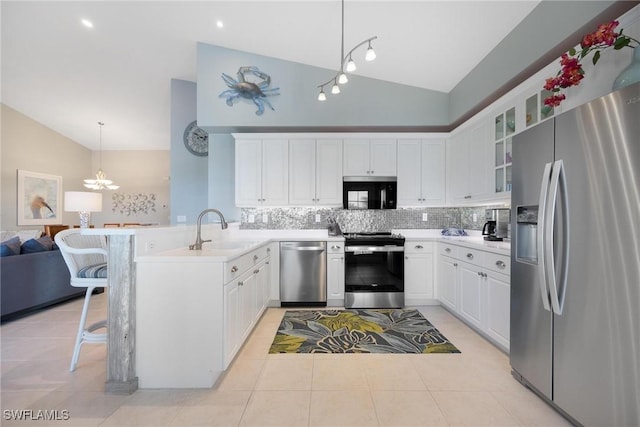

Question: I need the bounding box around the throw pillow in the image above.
[0,236,21,257]
[20,236,55,254]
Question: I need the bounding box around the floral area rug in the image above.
[269,309,461,354]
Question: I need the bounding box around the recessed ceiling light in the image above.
[81,18,93,28]
[216,20,224,29]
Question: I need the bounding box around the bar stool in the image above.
[54,228,108,371]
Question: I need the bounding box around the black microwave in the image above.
[343,177,397,209]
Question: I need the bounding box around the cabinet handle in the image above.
[371,170,375,174]
[464,195,472,199]
[405,256,408,260]
[267,248,271,253]
[231,265,238,273]
[266,261,270,265]
[466,253,474,259]
[415,245,423,249]
[331,245,341,250]
[239,281,243,286]
[453,263,458,267]
[496,260,506,269]
[253,269,259,274]
[253,254,259,262]
[477,271,482,277]
[445,248,451,253]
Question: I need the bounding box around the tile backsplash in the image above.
[240,206,509,232]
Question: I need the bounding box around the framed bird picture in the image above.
[17,170,62,225]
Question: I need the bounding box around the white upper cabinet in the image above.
[397,139,445,206]
[235,139,288,206]
[343,139,396,176]
[446,121,492,204]
[289,139,342,206]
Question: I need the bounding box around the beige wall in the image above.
[1,104,171,231]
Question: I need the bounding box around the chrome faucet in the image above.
[189,208,228,250]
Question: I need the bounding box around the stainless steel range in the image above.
[343,232,405,308]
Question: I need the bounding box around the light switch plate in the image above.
[422,213,428,221]
[248,214,255,223]
[262,214,268,223]
[177,215,186,223]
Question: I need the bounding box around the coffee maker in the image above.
[482,208,510,241]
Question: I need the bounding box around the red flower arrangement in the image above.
[544,21,639,107]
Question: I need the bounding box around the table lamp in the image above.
[64,191,102,228]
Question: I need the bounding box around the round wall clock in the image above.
[183,121,208,157]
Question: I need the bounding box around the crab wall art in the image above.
[219,66,280,115]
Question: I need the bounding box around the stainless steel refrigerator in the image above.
[511,82,640,426]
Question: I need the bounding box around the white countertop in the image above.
[394,229,511,256]
[134,227,509,262]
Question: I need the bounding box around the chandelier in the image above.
[317,0,378,101]
[84,122,119,190]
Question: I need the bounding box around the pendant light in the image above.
[84,122,119,190]
[316,0,377,101]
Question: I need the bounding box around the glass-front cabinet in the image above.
[525,89,555,128]
[493,107,514,193]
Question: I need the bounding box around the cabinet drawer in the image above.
[405,241,434,254]
[328,242,345,254]
[439,243,457,257]
[224,245,270,284]
[485,252,510,275]
[458,247,484,266]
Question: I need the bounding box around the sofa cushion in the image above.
[1,237,21,257]
[20,236,55,254]
[77,263,108,279]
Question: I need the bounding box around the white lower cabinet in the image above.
[485,270,510,349]
[327,243,345,306]
[223,257,269,368]
[436,242,510,352]
[404,241,437,305]
[136,243,270,388]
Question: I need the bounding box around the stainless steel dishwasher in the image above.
[280,241,327,306]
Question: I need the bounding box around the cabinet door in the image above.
[370,139,397,176]
[421,140,446,205]
[235,139,262,206]
[262,139,289,205]
[446,132,468,203]
[485,271,510,350]
[397,139,422,206]
[239,273,257,342]
[404,252,434,302]
[289,139,316,205]
[438,256,457,310]
[327,253,345,303]
[253,261,269,316]
[223,281,240,367]
[315,139,343,205]
[343,139,370,175]
[467,121,491,199]
[458,261,483,329]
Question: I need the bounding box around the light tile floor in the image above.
[1,293,573,426]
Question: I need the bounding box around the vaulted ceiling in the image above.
[1,1,631,150]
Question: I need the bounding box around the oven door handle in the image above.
[345,246,405,253]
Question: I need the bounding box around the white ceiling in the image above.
[1,1,541,151]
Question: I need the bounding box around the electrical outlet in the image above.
[248,214,255,223]
[176,215,186,223]
[473,213,478,222]
[145,241,156,252]
[262,214,268,223]
[422,213,428,221]
[315,214,321,223]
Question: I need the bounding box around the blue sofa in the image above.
[1,249,84,321]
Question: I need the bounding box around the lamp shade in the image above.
[64,191,102,212]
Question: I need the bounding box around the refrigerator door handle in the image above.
[537,161,553,312]
[547,159,569,315]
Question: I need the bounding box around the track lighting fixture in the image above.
[317,0,377,101]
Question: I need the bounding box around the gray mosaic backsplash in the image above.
[240,206,510,232]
